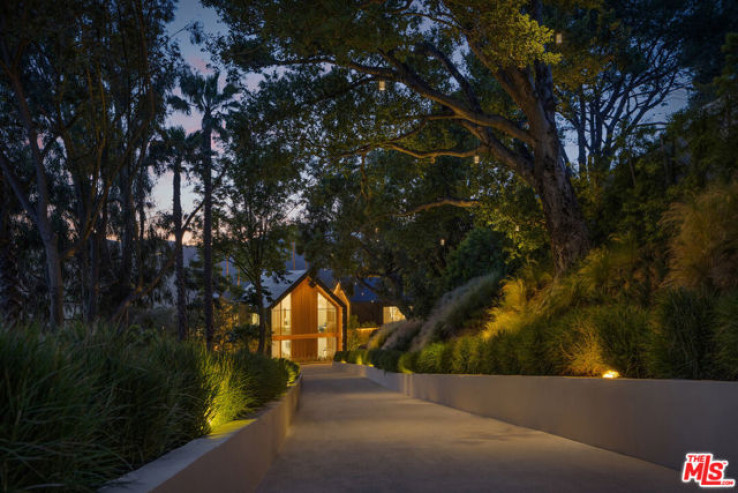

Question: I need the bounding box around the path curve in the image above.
[258,365,690,492]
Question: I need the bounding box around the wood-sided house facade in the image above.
[251,270,348,361]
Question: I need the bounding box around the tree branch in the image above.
[396,197,480,217]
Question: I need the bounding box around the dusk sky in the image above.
[151,0,229,218]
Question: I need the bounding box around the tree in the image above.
[207,0,590,273]
[301,150,476,317]
[149,126,199,340]
[443,227,508,290]
[170,70,238,349]
[0,0,177,327]
[216,107,300,354]
[554,1,688,175]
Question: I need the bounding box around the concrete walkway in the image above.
[257,365,691,492]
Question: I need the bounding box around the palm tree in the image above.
[170,70,237,349]
[150,126,198,340]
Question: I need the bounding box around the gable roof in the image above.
[241,269,347,310]
[242,270,308,307]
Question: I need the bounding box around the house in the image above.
[246,270,349,361]
[181,245,406,360]
[347,278,406,328]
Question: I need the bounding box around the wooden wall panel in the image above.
[291,279,317,359]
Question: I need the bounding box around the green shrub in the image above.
[368,349,404,372]
[451,337,473,374]
[0,325,294,492]
[465,336,486,374]
[398,351,418,373]
[334,349,403,372]
[414,343,454,374]
[714,291,738,379]
[278,358,301,384]
[92,335,214,466]
[650,288,717,379]
[591,304,650,378]
[488,330,523,375]
[0,327,123,492]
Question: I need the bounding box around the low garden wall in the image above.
[102,377,302,493]
[335,362,738,470]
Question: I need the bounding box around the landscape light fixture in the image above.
[602,370,620,379]
[474,154,480,164]
[378,79,386,91]
[555,32,563,45]
[440,238,446,246]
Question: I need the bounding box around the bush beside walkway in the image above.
[0,325,299,492]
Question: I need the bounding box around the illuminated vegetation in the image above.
[0,325,298,492]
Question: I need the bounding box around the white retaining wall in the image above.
[335,362,738,470]
[101,377,301,493]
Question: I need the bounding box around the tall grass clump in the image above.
[0,327,122,491]
[714,291,738,379]
[378,319,422,351]
[649,288,717,379]
[0,325,296,492]
[412,272,502,350]
[663,179,738,291]
[591,304,650,378]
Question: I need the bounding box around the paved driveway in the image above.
[258,365,692,492]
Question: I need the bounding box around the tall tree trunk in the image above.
[41,229,64,328]
[530,60,590,274]
[532,91,589,274]
[533,131,590,274]
[0,176,22,323]
[2,71,64,328]
[136,167,146,302]
[256,281,266,354]
[85,227,100,325]
[203,123,214,350]
[121,164,136,320]
[173,157,188,340]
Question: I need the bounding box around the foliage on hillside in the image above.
[340,176,738,381]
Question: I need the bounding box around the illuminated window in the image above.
[317,293,337,333]
[383,306,405,324]
[271,293,291,336]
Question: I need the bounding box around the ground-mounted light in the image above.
[602,370,620,379]
[474,154,480,164]
[378,79,386,91]
[555,32,563,45]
